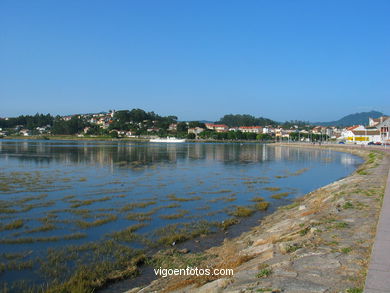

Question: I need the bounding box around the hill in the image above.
[313,111,385,127]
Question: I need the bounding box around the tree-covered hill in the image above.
[312,111,385,127]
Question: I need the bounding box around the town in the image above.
[0,109,389,145]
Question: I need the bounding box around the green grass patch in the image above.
[218,217,239,230]
[250,196,265,202]
[270,192,290,199]
[343,202,354,209]
[69,196,111,208]
[121,201,157,211]
[0,219,24,231]
[167,194,202,202]
[254,202,270,211]
[159,210,189,220]
[256,264,272,278]
[231,206,255,217]
[340,247,352,254]
[76,214,118,228]
[263,187,281,191]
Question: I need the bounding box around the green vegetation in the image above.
[286,243,303,253]
[218,114,276,128]
[159,210,189,220]
[219,218,240,230]
[254,202,270,211]
[167,194,202,202]
[231,206,255,217]
[108,224,147,242]
[264,187,281,192]
[76,214,118,228]
[270,192,290,199]
[69,196,111,208]
[0,233,86,244]
[154,221,213,246]
[256,264,272,278]
[202,189,232,194]
[121,201,157,211]
[251,196,265,202]
[340,247,352,254]
[0,219,24,231]
[342,201,354,209]
[126,210,155,221]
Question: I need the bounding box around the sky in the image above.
[0,0,389,122]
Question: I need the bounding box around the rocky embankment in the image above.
[127,146,390,293]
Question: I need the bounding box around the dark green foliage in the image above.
[52,116,87,135]
[217,114,276,127]
[0,113,53,129]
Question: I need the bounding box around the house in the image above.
[238,126,263,134]
[350,130,381,144]
[341,125,381,144]
[376,117,390,143]
[262,127,274,134]
[188,127,204,135]
[205,123,229,132]
[19,129,30,136]
[369,116,390,127]
[168,123,177,131]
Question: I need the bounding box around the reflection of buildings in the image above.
[0,141,360,171]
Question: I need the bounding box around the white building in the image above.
[238,126,263,134]
[340,125,381,144]
[376,117,390,143]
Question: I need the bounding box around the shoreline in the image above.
[0,135,274,144]
[124,144,390,293]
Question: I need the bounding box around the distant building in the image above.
[376,117,390,143]
[369,116,390,127]
[168,123,177,131]
[188,127,204,135]
[341,125,381,144]
[19,129,30,136]
[238,126,263,134]
[205,123,229,132]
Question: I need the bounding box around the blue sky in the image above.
[1,0,389,122]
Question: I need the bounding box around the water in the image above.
[0,139,362,291]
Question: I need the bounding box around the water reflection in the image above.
[0,140,349,169]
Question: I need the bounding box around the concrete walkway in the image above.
[365,165,390,293]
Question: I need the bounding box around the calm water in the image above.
[0,140,362,290]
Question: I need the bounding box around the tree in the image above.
[217,114,276,127]
[187,133,196,139]
[177,122,188,133]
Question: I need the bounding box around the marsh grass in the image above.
[39,240,145,293]
[121,201,157,211]
[69,196,111,208]
[250,196,265,202]
[231,206,255,217]
[108,223,147,242]
[254,202,270,211]
[0,219,24,231]
[167,194,202,202]
[270,192,290,199]
[154,221,214,246]
[219,217,239,230]
[201,189,232,194]
[159,210,189,220]
[76,214,118,228]
[126,210,155,221]
[0,233,86,244]
[263,187,281,192]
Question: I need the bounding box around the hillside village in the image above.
[0,110,389,145]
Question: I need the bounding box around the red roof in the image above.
[239,126,262,129]
[346,125,361,131]
[206,124,228,128]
